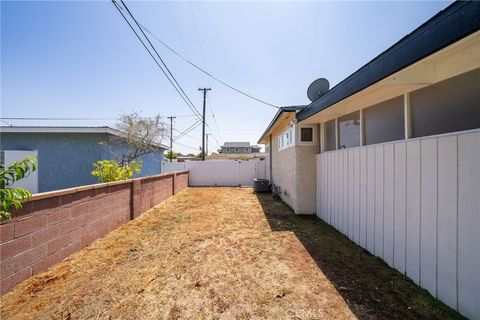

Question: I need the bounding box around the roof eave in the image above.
[297,1,480,122]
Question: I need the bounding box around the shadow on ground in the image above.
[255,193,464,320]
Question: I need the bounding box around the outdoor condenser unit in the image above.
[253,178,269,193]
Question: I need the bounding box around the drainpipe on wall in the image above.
[269,134,273,184]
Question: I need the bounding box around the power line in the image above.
[119,0,203,120]
[174,121,201,140]
[172,140,200,152]
[112,1,202,121]
[188,1,207,67]
[173,128,200,141]
[0,117,117,120]
[138,23,280,109]
[0,115,197,120]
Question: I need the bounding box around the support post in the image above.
[359,109,365,146]
[198,88,211,161]
[335,118,339,150]
[167,116,176,162]
[320,122,326,153]
[404,93,412,139]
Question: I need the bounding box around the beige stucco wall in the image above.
[294,143,318,214]
[270,113,296,210]
[268,113,319,214]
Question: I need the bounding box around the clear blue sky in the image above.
[1,0,452,154]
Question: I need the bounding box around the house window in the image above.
[278,126,295,151]
[364,96,404,145]
[411,68,480,138]
[235,148,239,152]
[300,127,313,142]
[324,119,336,151]
[338,111,360,149]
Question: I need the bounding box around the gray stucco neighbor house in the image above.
[0,126,169,193]
[219,142,261,154]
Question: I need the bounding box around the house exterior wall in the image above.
[3,150,39,193]
[316,130,480,319]
[294,143,317,214]
[0,133,164,193]
[270,120,296,210]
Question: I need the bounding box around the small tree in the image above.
[164,151,178,160]
[92,112,167,182]
[112,112,167,166]
[0,156,37,220]
[91,159,141,183]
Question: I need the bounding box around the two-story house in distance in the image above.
[219,142,261,154]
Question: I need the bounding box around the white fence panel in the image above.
[176,160,266,187]
[162,162,186,173]
[315,129,480,319]
[187,161,215,186]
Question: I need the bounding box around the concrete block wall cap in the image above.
[106,179,133,187]
[93,183,109,190]
[74,185,96,193]
[137,172,173,182]
[175,170,189,174]
[29,187,78,201]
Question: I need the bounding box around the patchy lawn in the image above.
[1,188,463,319]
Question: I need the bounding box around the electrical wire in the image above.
[0,115,197,120]
[174,121,201,140]
[120,0,203,121]
[188,1,207,68]
[173,128,200,141]
[138,23,280,109]
[112,1,202,121]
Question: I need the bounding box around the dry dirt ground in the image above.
[1,188,463,320]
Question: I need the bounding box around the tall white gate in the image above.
[162,160,266,187]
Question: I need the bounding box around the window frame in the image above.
[278,125,296,151]
[297,124,316,146]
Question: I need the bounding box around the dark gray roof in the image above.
[221,142,260,148]
[297,1,480,121]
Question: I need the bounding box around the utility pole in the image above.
[198,88,211,161]
[167,116,176,162]
[205,134,211,156]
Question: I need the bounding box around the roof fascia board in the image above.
[297,1,480,121]
[257,108,299,144]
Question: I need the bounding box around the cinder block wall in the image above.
[0,171,189,294]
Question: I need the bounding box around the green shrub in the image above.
[91,159,142,183]
[0,156,37,221]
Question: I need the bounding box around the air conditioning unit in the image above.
[253,178,269,193]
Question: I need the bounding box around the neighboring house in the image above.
[206,152,266,161]
[258,2,480,319]
[219,142,261,154]
[0,126,169,193]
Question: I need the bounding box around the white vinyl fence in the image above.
[316,129,480,319]
[162,160,267,187]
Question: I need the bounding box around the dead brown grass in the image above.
[0,188,463,320]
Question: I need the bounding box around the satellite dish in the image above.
[307,78,330,102]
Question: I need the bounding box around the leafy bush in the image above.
[0,156,37,221]
[91,159,142,183]
[165,151,178,160]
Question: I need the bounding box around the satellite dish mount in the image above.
[307,78,330,102]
